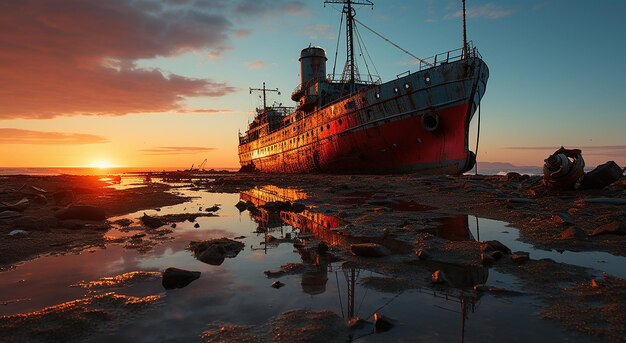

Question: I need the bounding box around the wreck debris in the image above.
[542,147,585,189]
[579,161,623,190]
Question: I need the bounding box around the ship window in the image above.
[320,126,323,132]
[404,83,410,89]
[375,92,380,99]
[425,75,431,84]
[326,124,330,130]
[393,87,398,93]
[338,119,343,126]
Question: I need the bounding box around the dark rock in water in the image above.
[55,205,106,221]
[431,270,446,284]
[317,242,329,254]
[271,281,285,289]
[416,249,429,260]
[205,205,220,212]
[374,313,394,333]
[560,226,587,240]
[480,240,511,255]
[52,190,74,206]
[189,238,245,266]
[140,213,165,228]
[480,252,495,265]
[590,221,626,236]
[235,201,247,211]
[170,223,177,228]
[511,251,530,263]
[350,243,390,257]
[162,267,201,290]
[579,161,623,190]
[234,235,246,239]
[194,223,200,228]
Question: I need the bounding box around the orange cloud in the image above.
[140,147,216,155]
[0,128,108,144]
[0,0,236,120]
[175,109,233,114]
[246,60,267,70]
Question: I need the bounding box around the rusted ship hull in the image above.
[239,57,488,174]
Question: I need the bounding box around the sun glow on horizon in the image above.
[90,160,113,169]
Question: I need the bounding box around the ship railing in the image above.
[415,41,482,71]
[326,74,381,85]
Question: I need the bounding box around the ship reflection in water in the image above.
[240,185,488,342]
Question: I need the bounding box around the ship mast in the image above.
[249,82,280,110]
[462,0,468,59]
[324,0,373,91]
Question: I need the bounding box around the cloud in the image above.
[302,24,335,40]
[175,108,232,114]
[0,128,108,144]
[446,3,512,19]
[504,145,626,157]
[0,0,238,120]
[234,29,251,38]
[140,146,216,155]
[234,0,308,17]
[245,60,267,70]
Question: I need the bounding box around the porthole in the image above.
[375,93,380,99]
[393,87,399,93]
[404,83,410,89]
[327,124,330,130]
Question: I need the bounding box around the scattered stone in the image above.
[8,229,28,237]
[0,198,30,212]
[55,205,106,221]
[416,249,429,260]
[507,198,536,205]
[0,210,22,219]
[511,251,530,263]
[374,313,394,333]
[155,208,161,211]
[350,243,390,257]
[140,213,165,228]
[579,161,623,190]
[205,205,220,212]
[552,211,576,226]
[113,218,133,227]
[189,238,245,266]
[590,221,626,237]
[162,267,201,290]
[590,279,599,288]
[480,240,511,255]
[170,223,177,228]
[194,223,200,228]
[560,226,587,240]
[234,235,246,239]
[431,270,446,284]
[271,281,285,289]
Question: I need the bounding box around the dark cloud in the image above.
[140,146,216,155]
[0,128,108,144]
[0,0,236,119]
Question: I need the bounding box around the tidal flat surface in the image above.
[0,180,616,342]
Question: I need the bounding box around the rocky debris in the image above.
[507,198,536,205]
[8,229,28,237]
[204,204,220,212]
[590,221,626,236]
[349,243,390,257]
[511,251,530,263]
[431,270,447,284]
[374,312,394,333]
[542,147,585,189]
[552,211,576,226]
[480,240,511,255]
[0,198,30,212]
[579,161,623,190]
[0,210,22,219]
[140,213,165,228]
[416,249,430,260]
[113,218,133,227]
[60,220,110,231]
[52,190,75,206]
[271,281,285,289]
[234,235,246,239]
[189,238,245,265]
[162,267,201,290]
[480,252,495,265]
[170,223,177,228]
[560,226,587,240]
[194,223,200,228]
[55,205,106,221]
[582,198,626,206]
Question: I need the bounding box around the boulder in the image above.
[194,223,200,228]
[511,251,530,263]
[8,229,28,237]
[431,270,446,284]
[52,190,74,206]
[205,205,220,212]
[235,201,248,212]
[590,221,626,237]
[55,205,106,221]
[140,213,165,228]
[189,238,245,266]
[271,281,285,289]
[350,243,390,257]
[579,161,623,190]
[560,226,587,240]
[480,240,511,255]
[162,267,201,290]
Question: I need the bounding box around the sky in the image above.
[0,0,624,169]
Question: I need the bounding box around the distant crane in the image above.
[198,158,208,171]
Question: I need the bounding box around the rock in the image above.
[8,229,28,236]
[317,242,328,254]
[591,279,599,288]
[52,190,74,206]
[374,313,394,333]
[480,240,511,255]
[170,223,177,228]
[590,221,626,236]
[506,172,523,181]
[552,211,576,226]
[350,243,390,257]
[271,281,285,289]
[55,205,106,221]
[416,249,429,260]
[480,253,495,265]
[235,201,247,211]
[140,213,165,228]
[431,270,446,284]
[162,267,201,290]
[579,161,623,189]
[560,226,587,240]
[234,235,246,239]
[205,205,220,212]
[32,194,48,205]
[189,238,245,266]
[0,211,22,219]
[490,250,504,260]
[507,198,536,205]
[194,223,200,228]
[583,198,626,206]
[511,251,530,263]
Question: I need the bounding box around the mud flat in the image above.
[0,172,624,342]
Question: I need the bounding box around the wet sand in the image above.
[0,172,624,342]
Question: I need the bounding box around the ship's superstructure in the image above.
[239,0,488,174]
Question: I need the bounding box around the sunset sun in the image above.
[91,160,112,169]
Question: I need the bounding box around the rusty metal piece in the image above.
[542,146,585,189]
